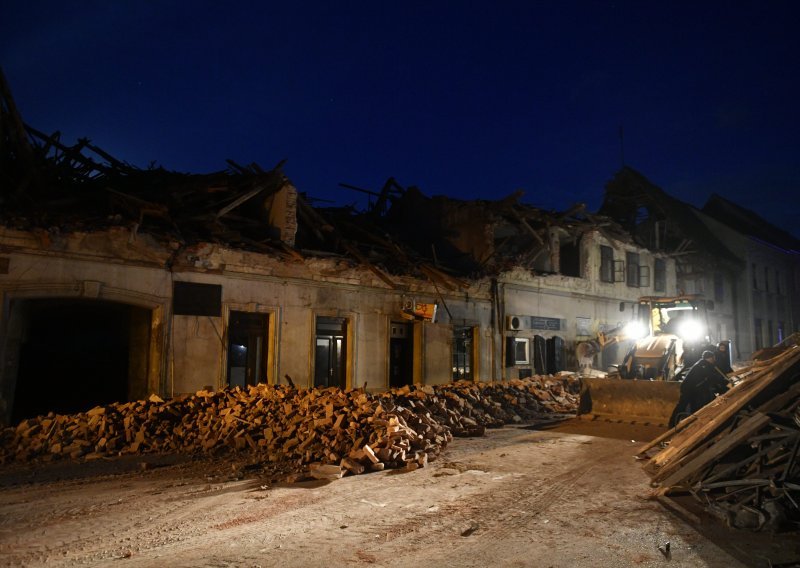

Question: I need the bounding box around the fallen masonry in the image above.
[0,376,578,479]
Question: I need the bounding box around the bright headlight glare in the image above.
[678,319,704,341]
[623,321,647,339]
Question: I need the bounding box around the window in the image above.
[559,238,581,277]
[776,269,782,295]
[173,282,222,316]
[639,265,651,287]
[778,321,785,343]
[764,267,770,292]
[452,326,474,381]
[626,252,640,287]
[714,272,724,302]
[513,338,530,365]
[752,263,758,289]
[654,258,666,292]
[600,245,614,283]
[768,320,774,347]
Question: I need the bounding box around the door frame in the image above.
[388,320,414,389]
[0,284,166,425]
[222,304,276,389]
[312,312,355,390]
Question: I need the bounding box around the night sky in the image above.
[3,1,799,235]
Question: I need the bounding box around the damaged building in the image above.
[600,167,800,361]
[0,75,679,425]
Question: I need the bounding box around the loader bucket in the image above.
[578,377,681,427]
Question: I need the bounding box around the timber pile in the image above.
[0,377,578,478]
[638,336,800,531]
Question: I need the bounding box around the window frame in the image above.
[625,251,640,288]
[599,245,614,283]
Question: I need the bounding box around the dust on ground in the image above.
[0,419,797,568]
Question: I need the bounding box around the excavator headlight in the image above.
[677,319,704,342]
[623,321,647,340]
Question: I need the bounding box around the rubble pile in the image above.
[639,336,800,531]
[0,377,578,477]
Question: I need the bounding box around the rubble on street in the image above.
[0,376,578,479]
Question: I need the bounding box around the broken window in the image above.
[600,245,614,283]
[559,237,581,277]
[626,252,640,287]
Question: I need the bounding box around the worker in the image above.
[715,341,733,374]
[668,350,729,428]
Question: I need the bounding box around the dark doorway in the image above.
[227,311,268,388]
[12,299,147,424]
[389,322,413,388]
[314,316,347,388]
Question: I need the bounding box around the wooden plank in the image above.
[653,412,771,490]
[647,346,800,473]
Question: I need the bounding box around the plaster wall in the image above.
[695,211,797,359]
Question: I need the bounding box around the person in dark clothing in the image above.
[668,350,730,428]
[715,341,733,374]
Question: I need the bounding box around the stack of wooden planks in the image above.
[0,377,578,477]
[638,337,800,531]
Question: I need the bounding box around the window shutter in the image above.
[639,265,651,287]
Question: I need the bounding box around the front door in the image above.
[389,322,413,388]
[227,311,268,388]
[452,326,473,381]
[314,316,347,388]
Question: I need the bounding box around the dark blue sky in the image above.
[3,1,799,234]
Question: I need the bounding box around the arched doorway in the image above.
[7,298,153,423]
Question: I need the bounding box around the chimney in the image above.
[265,183,298,247]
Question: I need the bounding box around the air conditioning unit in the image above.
[507,315,527,330]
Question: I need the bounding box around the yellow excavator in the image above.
[577,295,729,426]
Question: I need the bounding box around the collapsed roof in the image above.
[599,167,743,273]
[1,68,630,287]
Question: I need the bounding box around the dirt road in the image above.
[1,421,797,567]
